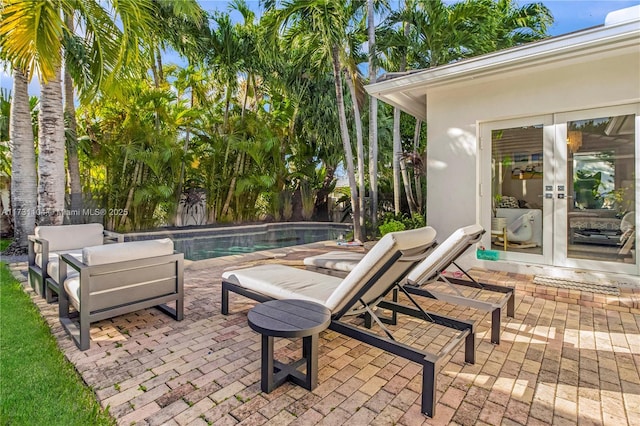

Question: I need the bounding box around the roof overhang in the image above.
[365,18,640,121]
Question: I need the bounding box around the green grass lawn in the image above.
[0,262,115,425]
[0,238,11,252]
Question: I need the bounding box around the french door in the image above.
[480,104,639,274]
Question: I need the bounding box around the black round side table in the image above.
[248,299,331,393]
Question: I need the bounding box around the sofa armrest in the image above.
[28,235,50,271]
[60,253,87,274]
[103,230,124,243]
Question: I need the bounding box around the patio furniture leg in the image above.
[45,278,59,304]
[261,334,275,392]
[303,334,318,390]
[507,292,515,317]
[491,308,501,344]
[422,361,436,417]
[465,331,475,364]
[221,283,229,315]
[79,311,90,351]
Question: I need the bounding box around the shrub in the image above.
[378,219,406,236]
[378,212,425,237]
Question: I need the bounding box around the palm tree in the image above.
[1,0,149,230]
[37,67,66,225]
[377,0,553,216]
[8,69,37,247]
[367,0,379,229]
[264,0,363,241]
[1,0,206,230]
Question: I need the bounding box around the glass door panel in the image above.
[491,125,544,255]
[566,114,636,264]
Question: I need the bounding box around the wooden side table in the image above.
[248,299,331,393]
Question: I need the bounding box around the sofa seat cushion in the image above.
[36,250,83,279]
[222,264,342,309]
[35,223,104,253]
[82,238,174,266]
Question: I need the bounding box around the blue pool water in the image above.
[127,222,351,261]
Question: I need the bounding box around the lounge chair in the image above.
[58,238,184,351]
[221,226,476,418]
[28,223,123,302]
[305,224,515,344]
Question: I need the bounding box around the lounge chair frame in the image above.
[406,267,514,344]
[304,228,515,345]
[221,252,475,418]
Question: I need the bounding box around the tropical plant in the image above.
[263,0,363,241]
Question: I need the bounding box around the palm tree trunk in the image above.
[65,12,82,224]
[400,156,418,215]
[38,67,66,226]
[393,6,411,215]
[331,46,362,241]
[9,69,37,249]
[393,107,402,214]
[344,70,366,233]
[221,154,242,218]
[413,119,423,212]
[119,161,141,230]
[367,0,378,229]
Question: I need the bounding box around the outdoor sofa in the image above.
[304,224,515,344]
[28,223,123,302]
[58,238,184,351]
[221,226,476,417]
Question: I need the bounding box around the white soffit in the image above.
[366,16,640,121]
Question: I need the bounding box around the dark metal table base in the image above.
[261,333,318,392]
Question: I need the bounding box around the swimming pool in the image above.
[126,222,351,261]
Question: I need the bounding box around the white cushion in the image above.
[303,251,364,273]
[222,264,342,308]
[82,238,174,266]
[406,224,484,285]
[35,223,104,252]
[63,276,81,310]
[224,226,437,314]
[37,251,82,281]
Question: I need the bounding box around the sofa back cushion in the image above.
[36,223,105,252]
[83,238,174,266]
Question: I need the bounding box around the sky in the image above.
[1,0,639,95]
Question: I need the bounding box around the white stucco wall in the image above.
[425,50,640,245]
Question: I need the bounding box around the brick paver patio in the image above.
[9,243,640,425]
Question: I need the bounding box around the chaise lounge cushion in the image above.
[223,226,436,314]
[35,223,105,253]
[222,264,343,307]
[64,238,175,309]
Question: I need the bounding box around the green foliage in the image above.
[378,212,426,236]
[574,170,603,209]
[0,263,114,425]
[378,219,406,236]
[1,0,554,231]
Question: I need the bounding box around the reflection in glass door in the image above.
[491,125,544,256]
[565,114,636,264]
